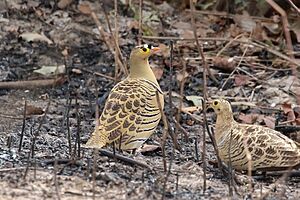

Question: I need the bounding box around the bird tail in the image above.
[84,130,106,149]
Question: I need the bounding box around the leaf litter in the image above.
[0,0,300,199]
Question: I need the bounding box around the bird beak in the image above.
[150,47,160,54]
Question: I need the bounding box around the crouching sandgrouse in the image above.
[209,99,300,171]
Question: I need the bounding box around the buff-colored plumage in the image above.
[210,99,300,171]
[85,44,164,150]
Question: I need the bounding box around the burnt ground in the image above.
[0,0,300,199]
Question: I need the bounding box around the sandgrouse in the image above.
[210,99,300,171]
[86,44,164,150]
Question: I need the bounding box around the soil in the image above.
[0,0,299,199]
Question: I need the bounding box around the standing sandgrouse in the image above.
[209,99,300,171]
[85,44,164,150]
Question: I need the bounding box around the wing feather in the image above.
[86,78,163,150]
[219,123,300,171]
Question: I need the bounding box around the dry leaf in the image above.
[140,144,161,153]
[20,32,53,44]
[156,1,174,15]
[181,106,200,113]
[71,68,82,74]
[263,22,281,35]
[158,43,170,58]
[238,113,258,124]
[233,11,256,32]
[181,30,194,38]
[287,111,296,122]
[185,96,203,107]
[172,21,191,30]
[58,0,73,9]
[26,105,44,116]
[34,65,66,77]
[39,93,49,100]
[291,20,300,43]
[176,70,189,82]
[252,22,264,41]
[151,66,164,80]
[186,119,195,126]
[78,3,92,15]
[294,107,300,118]
[213,57,236,72]
[263,116,275,129]
[282,102,293,114]
[234,74,251,86]
[61,48,68,57]
[127,20,139,30]
[282,102,296,122]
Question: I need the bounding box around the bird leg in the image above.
[131,149,137,155]
[112,142,116,159]
[118,135,122,153]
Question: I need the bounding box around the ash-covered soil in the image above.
[0,0,299,199]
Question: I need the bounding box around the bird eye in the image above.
[142,47,147,52]
[213,101,218,106]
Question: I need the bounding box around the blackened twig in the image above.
[66,97,72,157]
[168,41,174,112]
[176,58,188,142]
[75,92,81,158]
[195,137,199,162]
[208,127,223,173]
[138,0,143,45]
[54,159,61,200]
[0,77,66,89]
[266,0,294,60]
[173,117,188,143]
[99,149,151,169]
[166,41,180,151]
[114,0,120,81]
[18,100,27,152]
[287,0,300,14]
[89,7,128,75]
[143,36,299,67]
[259,168,293,199]
[92,148,98,200]
[156,91,168,172]
[23,151,31,180]
[189,0,209,192]
[162,143,175,200]
[31,99,51,158]
[227,130,234,197]
[243,137,253,195]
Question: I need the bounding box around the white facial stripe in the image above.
[143,44,148,49]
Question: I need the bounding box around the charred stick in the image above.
[31,99,51,158]
[0,77,66,89]
[98,149,151,169]
[74,92,81,158]
[227,130,234,197]
[138,0,143,45]
[54,159,61,200]
[18,100,27,152]
[190,0,210,192]
[66,97,72,157]
[156,91,168,172]
[92,148,98,200]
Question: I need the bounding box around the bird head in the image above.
[208,99,232,115]
[130,44,160,60]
